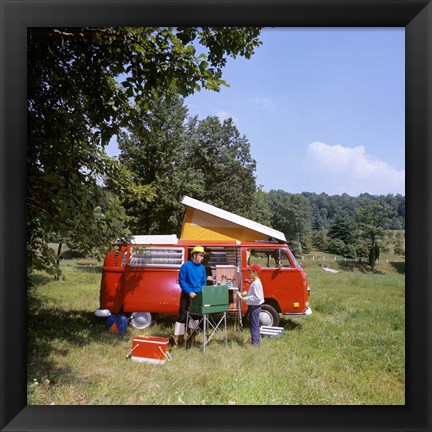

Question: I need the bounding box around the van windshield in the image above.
[291,254,301,268]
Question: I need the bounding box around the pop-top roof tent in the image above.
[180,196,286,243]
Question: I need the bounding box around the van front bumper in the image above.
[283,307,312,317]
[94,308,112,317]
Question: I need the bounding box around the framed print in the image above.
[1,1,430,431]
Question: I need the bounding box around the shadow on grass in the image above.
[390,261,405,274]
[336,261,384,274]
[28,274,53,288]
[280,318,302,331]
[27,291,125,385]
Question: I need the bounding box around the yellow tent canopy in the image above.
[180,196,286,243]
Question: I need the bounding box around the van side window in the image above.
[248,249,275,268]
[129,247,184,267]
[197,247,241,285]
[205,248,239,267]
[247,249,292,268]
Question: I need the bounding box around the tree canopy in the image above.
[27,27,262,276]
[118,97,269,235]
[266,190,313,255]
[354,201,396,270]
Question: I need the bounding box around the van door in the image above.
[204,246,242,313]
[243,247,306,317]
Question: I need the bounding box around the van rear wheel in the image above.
[130,312,152,329]
[259,304,280,327]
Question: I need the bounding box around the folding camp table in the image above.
[185,311,228,353]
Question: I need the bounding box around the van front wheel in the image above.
[130,312,152,329]
[259,304,280,327]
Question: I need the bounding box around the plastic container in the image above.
[105,315,129,336]
[190,284,229,314]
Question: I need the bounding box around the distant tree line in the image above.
[265,190,404,271]
[303,191,405,231]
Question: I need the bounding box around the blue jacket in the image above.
[179,260,207,295]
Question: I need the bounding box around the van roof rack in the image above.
[117,234,179,245]
[255,238,281,244]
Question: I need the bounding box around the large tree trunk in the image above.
[54,242,62,280]
[369,236,376,271]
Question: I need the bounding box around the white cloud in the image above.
[303,141,405,196]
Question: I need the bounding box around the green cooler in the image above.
[190,284,229,314]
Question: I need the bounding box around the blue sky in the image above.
[107,28,405,197]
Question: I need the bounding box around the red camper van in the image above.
[95,196,312,329]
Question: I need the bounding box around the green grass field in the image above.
[27,258,405,405]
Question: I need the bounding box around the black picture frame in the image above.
[1,1,430,431]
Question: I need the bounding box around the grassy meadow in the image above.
[27,257,405,405]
